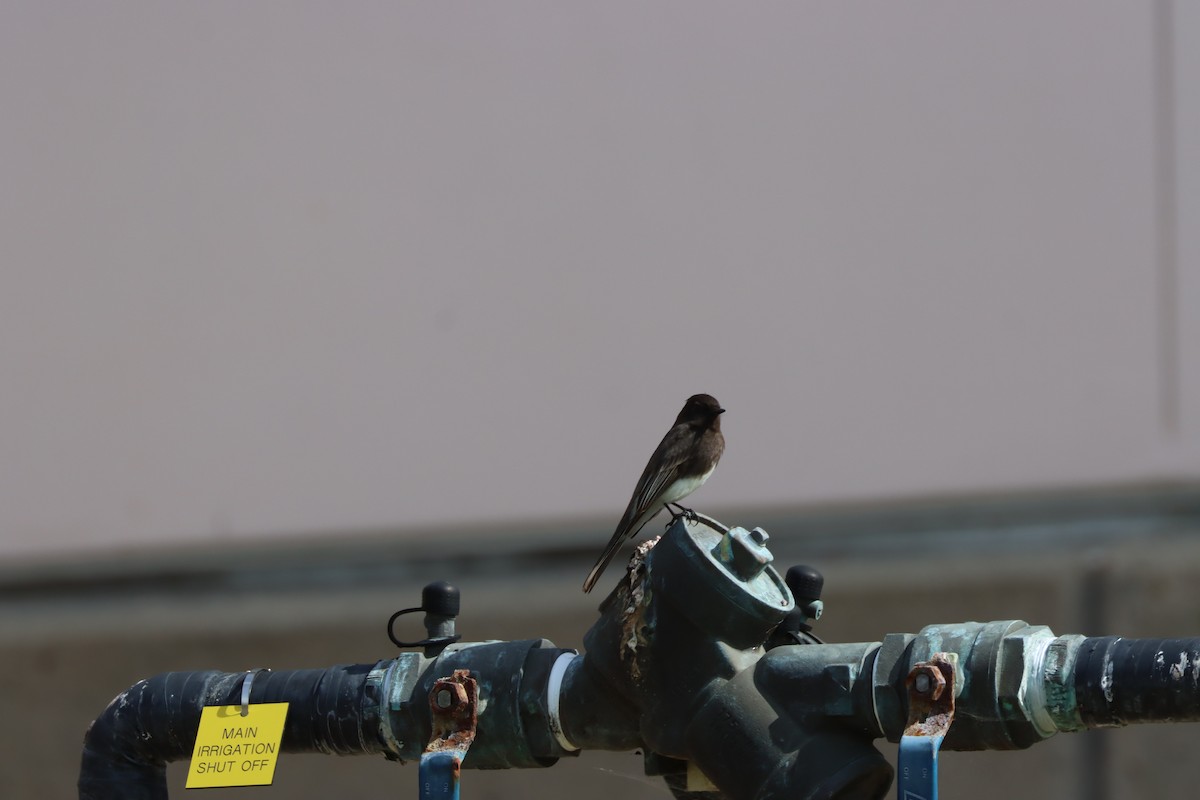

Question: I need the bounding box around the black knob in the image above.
[785,565,824,604]
[422,581,460,617]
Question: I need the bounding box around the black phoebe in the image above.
[583,394,726,593]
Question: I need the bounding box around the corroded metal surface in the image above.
[419,670,479,800]
[426,669,478,754]
[904,653,957,739]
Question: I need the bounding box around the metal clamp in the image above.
[898,653,956,800]
[239,668,271,717]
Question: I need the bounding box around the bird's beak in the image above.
[717,408,726,415]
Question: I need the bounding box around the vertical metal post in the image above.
[419,670,478,800]
[898,653,956,800]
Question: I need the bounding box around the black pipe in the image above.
[1075,637,1200,726]
[78,663,383,800]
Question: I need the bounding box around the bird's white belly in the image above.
[659,464,716,506]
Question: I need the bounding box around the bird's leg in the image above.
[665,502,697,524]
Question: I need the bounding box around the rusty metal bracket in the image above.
[419,669,479,800]
[898,652,957,800]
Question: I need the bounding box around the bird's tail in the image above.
[581,533,627,594]
[580,544,619,594]
[583,506,661,593]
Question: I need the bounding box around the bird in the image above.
[583,393,726,593]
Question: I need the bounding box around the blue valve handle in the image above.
[420,670,479,800]
[420,749,465,800]
[897,730,943,800]
[897,653,956,800]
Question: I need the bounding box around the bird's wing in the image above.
[582,424,697,593]
[619,427,693,527]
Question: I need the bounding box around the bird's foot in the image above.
[665,502,697,525]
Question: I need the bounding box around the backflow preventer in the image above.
[79,515,1200,800]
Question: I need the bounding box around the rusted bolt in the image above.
[909,665,946,700]
[432,680,469,713]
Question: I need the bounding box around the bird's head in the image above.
[677,394,725,429]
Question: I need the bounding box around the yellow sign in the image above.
[185,703,289,789]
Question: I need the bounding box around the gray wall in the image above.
[2,2,1198,560]
[3,3,1200,799]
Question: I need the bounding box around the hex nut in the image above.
[910,665,946,701]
